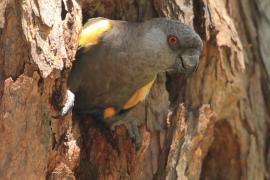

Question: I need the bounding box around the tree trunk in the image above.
[0,0,269,180]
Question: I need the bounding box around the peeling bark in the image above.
[0,0,81,179]
[0,0,269,180]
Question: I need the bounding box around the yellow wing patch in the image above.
[123,78,156,110]
[79,19,112,47]
[103,78,156,119]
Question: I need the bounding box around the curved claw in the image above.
[105,115,142,149]
[125,120,142,149]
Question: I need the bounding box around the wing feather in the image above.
[79,17,112,48]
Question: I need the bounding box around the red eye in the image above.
[168,35,178,46]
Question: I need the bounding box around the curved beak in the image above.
[169,54,199,75]
[180,55,200,75]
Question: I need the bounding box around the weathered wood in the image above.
[0,0,81,179]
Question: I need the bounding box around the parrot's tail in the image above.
[58,89,75,117]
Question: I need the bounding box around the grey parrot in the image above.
[59,17,203,147]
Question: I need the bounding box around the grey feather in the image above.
[60,17,202,116]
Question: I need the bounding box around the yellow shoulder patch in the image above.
[79,19,112,47]
[123,78,156,110]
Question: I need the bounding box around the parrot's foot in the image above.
[106,115,142,149]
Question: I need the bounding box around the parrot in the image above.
[58,17,203,147]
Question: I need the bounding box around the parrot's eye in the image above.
[167,35,178,48]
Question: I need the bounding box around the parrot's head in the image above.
[141,18,203,75]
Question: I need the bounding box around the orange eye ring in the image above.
[168,35,178,46]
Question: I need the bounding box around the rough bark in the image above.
[0,0,269,180]
[0,0,81,179]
